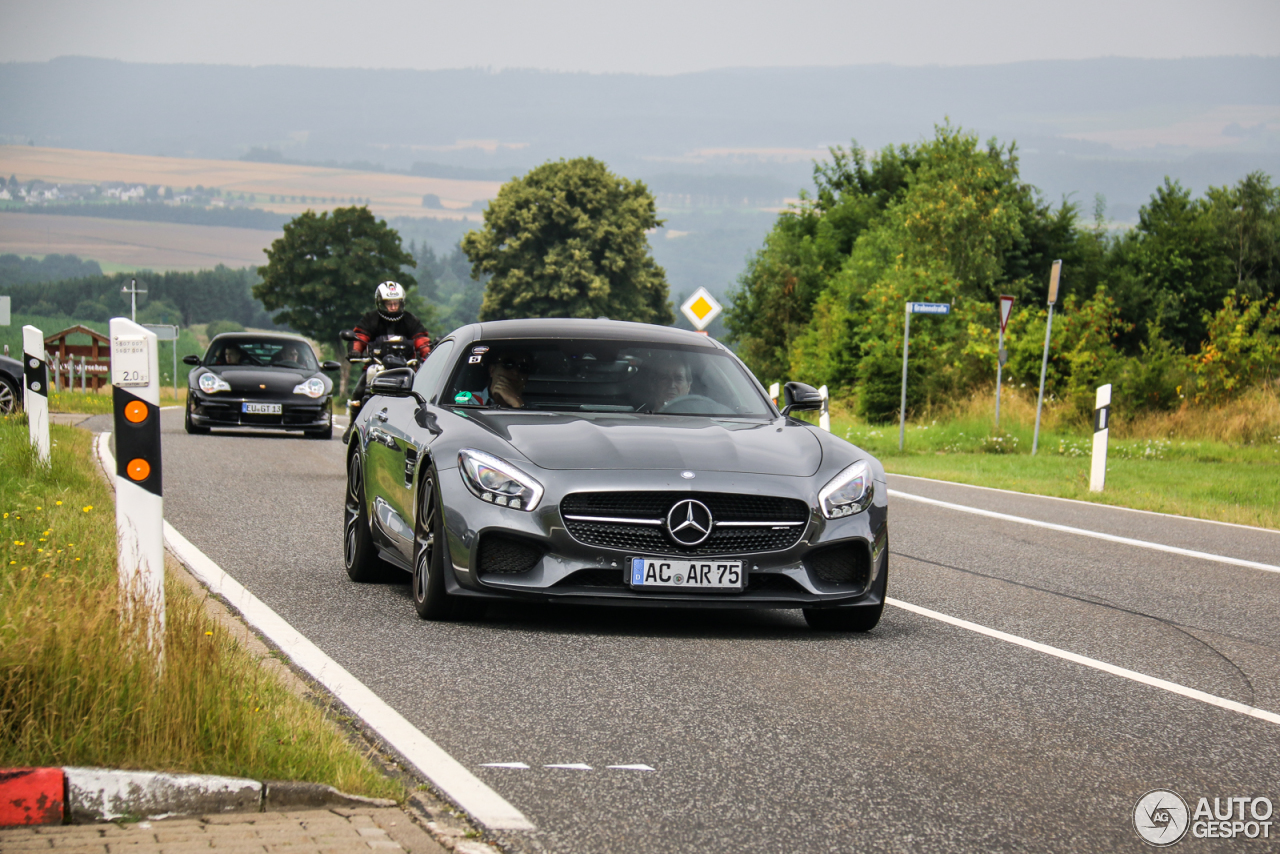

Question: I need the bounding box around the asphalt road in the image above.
[93,412,1280,853]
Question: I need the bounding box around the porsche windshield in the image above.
[444,340,773,417]
[207,339,318,371]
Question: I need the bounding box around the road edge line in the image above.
[888,472,1280,535]
[93,432,535,833]
[888,489,1280,575]
[886,596,1280,727]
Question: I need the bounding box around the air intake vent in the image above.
[476,534,545,575]
[806,542,871,591]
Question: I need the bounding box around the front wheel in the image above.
[412,474,484,621]
[184,398,210,434]
[0,375,21,415]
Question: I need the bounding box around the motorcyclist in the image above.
[344,281,431,442]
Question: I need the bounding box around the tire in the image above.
[307,423,333,440]
[0,375,20,415]
[412,473,484,621]
[343,452,394,583]
[803,552,888,632]
[184,398,210,434]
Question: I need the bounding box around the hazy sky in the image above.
[2,0,1277,74]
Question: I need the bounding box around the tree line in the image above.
[724,124,1280,422]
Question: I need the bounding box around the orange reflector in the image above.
[126,458,151,481]
[124,401,148,423]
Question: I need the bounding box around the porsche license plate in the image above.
[629,558,744,590]
[242,402,282,414]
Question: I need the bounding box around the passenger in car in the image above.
[639,353,692,410]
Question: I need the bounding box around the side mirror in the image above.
[369,368,415,397]
[780,382,822,416]
[339,329,357,342]
[182,354,201,366]
[321,360,341,372]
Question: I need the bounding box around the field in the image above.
[0,212,277,271]
[1,146,499,220]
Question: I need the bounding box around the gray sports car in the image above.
[345,318,889,631]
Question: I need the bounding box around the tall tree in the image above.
[254,207,419,349]
[463,158,674,324]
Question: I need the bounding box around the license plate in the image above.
[242,402,282,414]
[629,558,744,590]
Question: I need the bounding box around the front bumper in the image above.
[433,462,889,610]
[189,392,332,430]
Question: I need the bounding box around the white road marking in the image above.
[481,763,530,770]
[887,597,1280,727]
[608,765,656,772]
[890,473,1280,535]
[95,433,534,833]
[543,764,593,771]
[889,489,1280,575]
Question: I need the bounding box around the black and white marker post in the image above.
[110,318,165,657]
[22,325,50,464]
[1090,383,1111,492]
[819,384,830,432]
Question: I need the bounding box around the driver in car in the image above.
[472,350,536,408]
[641,353,692,411]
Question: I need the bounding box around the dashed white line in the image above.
[889,489,1280,574]
[481,763,530,770]
[608,765,656,772]
[887,596,1280,727]
[544,764,593,771]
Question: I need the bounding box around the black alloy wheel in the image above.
[412,474,483,621]
[0,375,20,415]
[802,551,888,632]
[184,396,209,434]
[344,452,392,582]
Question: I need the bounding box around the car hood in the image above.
[211,367,308,393]
[464,412,823,476]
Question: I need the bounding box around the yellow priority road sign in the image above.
[680,287,722,331]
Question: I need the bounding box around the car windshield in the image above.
[207,339,318,370]
[443,339,773,418]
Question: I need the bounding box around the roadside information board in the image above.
[681,287,722,331]
[111,335,151,387]
[908,302,951,315]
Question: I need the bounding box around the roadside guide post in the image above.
[769,382,779,408]
[899,302,951,451]
[995,295,1015,428]
[143,323,180,400]
[110,318,165,660]
[819,385,830,432]
[680,287,722,335]
[1032,260,1062,455]
[1090,384,1112,492]
[22,325,50,464]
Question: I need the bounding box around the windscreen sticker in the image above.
[471,345,490,354]
[468,355,483,364]
[454,391,475,404]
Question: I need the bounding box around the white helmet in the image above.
[375,281,406,321]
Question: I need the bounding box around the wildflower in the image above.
[205,631,213,636]
[14,540,24,546]
[82,506,92,512]
[55,501,62,506]
[36,506,41,510]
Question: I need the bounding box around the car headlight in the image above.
[458,449,544,511]
[198,373,231,393]
[293,377,326,398]
[818,460,875,519]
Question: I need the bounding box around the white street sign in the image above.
[680,287,722,331]
[0,295,10,326]
[999,295,1015,332]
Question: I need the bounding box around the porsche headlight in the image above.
[818,460,875,519]
[293,377,326,398]
[198,373,231,393]
[458,449,543,511]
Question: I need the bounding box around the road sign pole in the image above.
[1090,384,1112,492]
[22,325,50,464]
[899,306,911,451]
[995,324,1004,428]
[110,318,165,661]
[1032,262,1062,456]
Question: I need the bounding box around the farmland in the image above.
[0,146,499,220]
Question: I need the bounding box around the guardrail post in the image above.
[110,318,165,660]
[1090,384,1111,493]
[23,326,50,464]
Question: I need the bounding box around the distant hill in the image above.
[2,55,1278,220]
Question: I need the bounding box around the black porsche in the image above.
[184,332,340,439]
[345,318,889,631]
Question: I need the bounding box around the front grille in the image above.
[806,542,871,590]
[561,492,809,556]
[476,534,545,575]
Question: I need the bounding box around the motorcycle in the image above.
[339,330,420,442]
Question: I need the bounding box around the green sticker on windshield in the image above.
[454,391,474,404]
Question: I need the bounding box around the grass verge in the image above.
[49,387,189,414]
[825,386,1280,530]
[0,414,401,798]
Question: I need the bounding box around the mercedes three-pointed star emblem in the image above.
[666,499,714,546]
